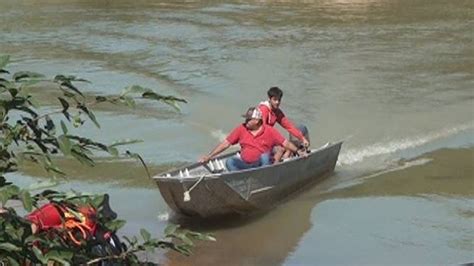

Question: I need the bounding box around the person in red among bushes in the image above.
[258,86,310,161]
[0,194,122,253]
[199,107,306,171]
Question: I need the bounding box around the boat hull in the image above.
[154,141,342,218]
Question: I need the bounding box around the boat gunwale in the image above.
[153,141,343,182]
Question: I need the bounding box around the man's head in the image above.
[267,86,283,110]
[242,107,263,130]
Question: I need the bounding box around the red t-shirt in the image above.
[226,124,285,163]
[258,102,304,141]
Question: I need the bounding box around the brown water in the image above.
[1,0,473,264]
[165,147,474,265]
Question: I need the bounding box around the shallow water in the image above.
[1,0,473,264]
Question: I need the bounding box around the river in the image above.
[1,0,473,264]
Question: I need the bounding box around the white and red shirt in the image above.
[258,101,304,141]
[226,124,285,163]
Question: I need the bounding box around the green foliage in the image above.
[0,55,213,264]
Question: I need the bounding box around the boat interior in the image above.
[154,142,332,180]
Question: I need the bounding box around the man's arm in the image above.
[199,140,231,163]
[279,114,310,147]
[282,140,307,157]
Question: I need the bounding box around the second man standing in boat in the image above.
[199,107,306,171]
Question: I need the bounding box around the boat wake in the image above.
[323,158,432,193]
[210,129,227,141]
[337,122,473,166]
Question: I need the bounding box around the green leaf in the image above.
[12,71,44,82]
[78,104,100,128]
[20,78,42,87]
[163,99,181,112]
[140,228,151,242]
[72,114,83,128]
[33,246,48,264]
[46,255,71,266]
[0,79,13,90]
[125,150,151,179]
[189,232,216,242]
[164,224,179,236]
[87,109,100,128]
[71,147,95,166]
[105,219,126,231]
[0,55,10,70]
[19,189,33,212]
[180,235,194,246]
[175,244,192,256]
[61,80,84,96]
[58,97,70,113]
[28,179,60,191]
[60,120,68,134]
[141,91,187,111]
[45,115,55,135]
[123,236,134,245]
[8,88,18,97]
[0,242,21,252]
[54,74,90,83]
[0,184,20,206]
[4,256,20,266]
[95,96,107,102]
[110,139,143,147]
[0,176,11,186]
[58,135,72,156]
[142,91,187,103]
[121,85,150,97]
[121,96,136,108]
[27,96,40,108]
[47,165,67,176]
[205,235,217,242]
[106,146,119,157]
[90,194,105,209]
[62,90,76,98]
[42,159,66,176]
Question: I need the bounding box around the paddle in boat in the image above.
[153,141,343,218]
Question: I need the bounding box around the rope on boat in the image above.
[183,175,206,202]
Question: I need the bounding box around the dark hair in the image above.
[267,86,283,99]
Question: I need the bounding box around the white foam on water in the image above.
[157,212,169,221]
[210,129,227,141]
[324,158,433,193]
[338,122,474,166]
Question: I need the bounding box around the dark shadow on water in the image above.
[170,208,272,231]
[169,171,337,231]
[162,171,339,266]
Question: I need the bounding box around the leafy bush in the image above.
[0,55,214,265]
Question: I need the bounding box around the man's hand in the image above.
[296,149,308,158]
[198,155,211,164]
[198,140,231,164]
[302,137,310,149]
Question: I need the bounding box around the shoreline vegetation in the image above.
[0,55,214,264]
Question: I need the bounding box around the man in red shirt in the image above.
[258,86,310,161]
[199,107,305,171]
